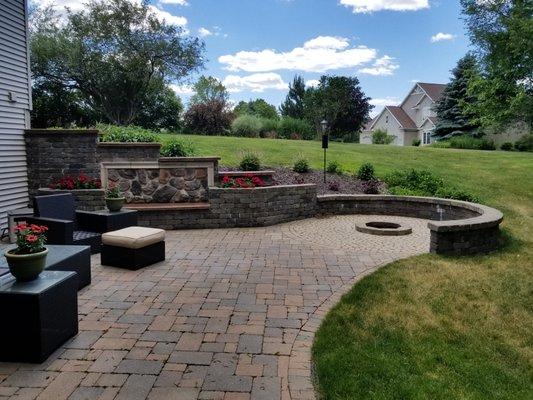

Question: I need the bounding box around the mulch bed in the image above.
[220,166,386,195]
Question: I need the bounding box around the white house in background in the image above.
[361,82,446,146]
[0,0,31,230]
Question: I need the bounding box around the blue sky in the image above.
[40,0,472,115]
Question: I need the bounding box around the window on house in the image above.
[385,115,389,124]
[423,131,431,145]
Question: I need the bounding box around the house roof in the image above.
[417,83,446,102]
[386,106,418,130]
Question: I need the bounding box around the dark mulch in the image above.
[220,166,385,195]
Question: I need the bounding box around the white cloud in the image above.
[222,73,288,93]
[430,32,455,43]
[340,0,429,13]
[198,27,212,37]
[369,96,400,117]
[358,55,399,76]
[305,79,320,88]
[170,83,194,95]
[147,5,187,26]
[158,0,188,5]
[219,35,378,73]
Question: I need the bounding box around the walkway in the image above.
[0,215,429,400]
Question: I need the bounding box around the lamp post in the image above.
[321,119,328,184]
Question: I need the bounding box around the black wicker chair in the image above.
[23,194,102,253]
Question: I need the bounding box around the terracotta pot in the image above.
[105,197,125,212]
[4,248,48,282]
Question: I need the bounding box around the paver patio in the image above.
[0,215,429,400]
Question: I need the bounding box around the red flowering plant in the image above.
[12,223,48,254]
[49,174,101,190]
[221,175,266,188]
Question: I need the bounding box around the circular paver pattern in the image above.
[0,215,430,400]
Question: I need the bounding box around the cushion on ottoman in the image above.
[102,227,165,249]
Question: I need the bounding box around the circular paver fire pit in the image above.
[356,221,412,236]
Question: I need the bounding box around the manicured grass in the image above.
[162,134,533,399]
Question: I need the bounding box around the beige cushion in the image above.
[102,227,165,249]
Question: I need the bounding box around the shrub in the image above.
[259,118,279,137]
[328,181,340,191]
[412,138,421,147]
[278,117,315,140]
[372,129,395,145]
[448,135,495,150]
[430,140,452,148]
[231,115,262,138]
[361,180,380,194]
[514,134,533,152]
[341,132,360,143]
[160,138,196,157]
[384,168,479,202]
[327,160,342,174]
[183,100,234,136]
[98,124,157,143]
[356,162,375,181]
[262,130,278,139]
[239,152,261,171]
[500,142,514,151]
[293,156,310,173]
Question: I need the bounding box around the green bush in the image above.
[372,129,395,145]
[293,156,310,173]
[239,152,261,171]
[430,140,452,148]
[98,124,157,143]
[514,134,533,152]
[326,160,342,174]
[384,168,479,202]
[500,142,514,151]
[259,118,279,138]
[231,115,262,138]
[341,132,359,143]
[356,162,375,181]
[448,135,495,150]
[412,138,421,147]
[278,118,315,140]
[160,138,196,157]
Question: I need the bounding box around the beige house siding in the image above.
[371,109,403,145]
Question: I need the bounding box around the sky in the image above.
[36,0,472,116]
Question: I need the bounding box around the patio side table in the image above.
[0,271,78,363]
[76,209,138,233]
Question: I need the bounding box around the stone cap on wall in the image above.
[317,194,503,233]
[25,129,99,136]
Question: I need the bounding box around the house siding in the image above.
[0,0,31,230]
[371,109,403,146]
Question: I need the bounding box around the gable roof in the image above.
[386,106,418,130]
[369,106,417,131]
[417,83,446,102]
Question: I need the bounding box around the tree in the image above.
[460,0,533,129]
[133,80,183,131]
[280,75,306,119]
[183,100,234,135]
[190,76,229,105]
[433,54,481,139]
[304,76,373,139]
[234,99,279,120]
[30,0,204,125]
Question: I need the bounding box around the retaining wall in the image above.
[37,188,106,211]
[97,142,161,162]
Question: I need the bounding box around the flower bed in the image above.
[221,174,266,188]
[48,174,101,190]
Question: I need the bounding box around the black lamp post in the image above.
[321,120,328,184]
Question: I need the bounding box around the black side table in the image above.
[0,271,78,363]
[77,209,138,233]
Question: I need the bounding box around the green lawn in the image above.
[163,134,533,399]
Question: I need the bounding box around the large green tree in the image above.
[460,0,533,129]
[133,80,183,131]
[190,76,229,105]
[304,76,373,139]
[31,0,204,125]
[279,75,306,119]
[234,99,279,120]
[433,54,481,139]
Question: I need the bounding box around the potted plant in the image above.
[4,223,49,281]
[105,185,125,212]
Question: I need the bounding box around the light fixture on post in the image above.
[321,119,328,184]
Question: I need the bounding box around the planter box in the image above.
[37,188,105,211]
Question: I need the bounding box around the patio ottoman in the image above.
[101,227,165,270]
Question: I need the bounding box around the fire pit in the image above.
[356,221,412,236]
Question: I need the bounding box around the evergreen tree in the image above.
[279,75,306,119]
[433,54,481,139]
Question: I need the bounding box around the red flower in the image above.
[14,223,28,232]
[222,176,231,183]
[25,234,38,243]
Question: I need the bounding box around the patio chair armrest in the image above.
[19,216,74,245]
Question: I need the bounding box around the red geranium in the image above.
[220,174,267,189]
[49,173,101,190]
[12,223,48,254]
